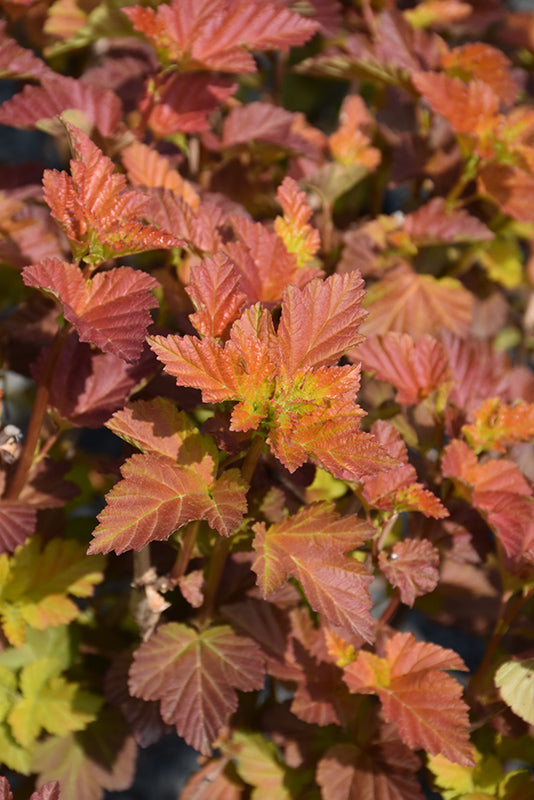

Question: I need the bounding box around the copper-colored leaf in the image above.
[402,197,494,245]
[0,502,36,554]
[274,176,320,267]
[88,452,247,554]
[147,190,225,253]
[124,0,318,73]
[277,272,366,373]
[329,95,380,169]
[317,739,424,800]
[478,163,534,223]
[361,263,473,339]
[30,783,61,800]
[343,632,473,765]
[186,253,248,340]
[122,140,200,210]
[181,758,242,800]
[23,259,158,362]
[107,398,197,460]
[0,76,122,137]
[252,502,375,641]
[148,72,237,136]
[355,332,451,405]
[129,623,265,755]
[0,21,54,80]
[412,71,499,137]
[42,123,184,263]
[379,539,440,606]
[442,42,518,106]
[463,397,534,453]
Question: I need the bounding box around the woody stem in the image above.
[5,325,69,500]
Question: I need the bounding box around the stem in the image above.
[197,435,264,625]
[241,433,265,485]
[378,590,401,626]
[468,589,533,698]
[5,326,69,500]
[197,535,231,626]
[168,521,200,586]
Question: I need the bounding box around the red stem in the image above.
[5,326,69,500]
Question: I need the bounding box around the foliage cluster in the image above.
[0,0,534,797]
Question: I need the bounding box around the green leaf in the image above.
[495,660,534,725]
[0,537,105,646]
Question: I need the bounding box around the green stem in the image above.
[5,326,69,500]
[240,433,265,485]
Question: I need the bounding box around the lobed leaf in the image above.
[23,259,159,362]
[88,452,247,554]
[124,0,318,73]
[277,272,366,374]
[361,263,473,339]
[121,140,200,209]
[252,502,375,641]
[0,502,36,554]
[495,660,534,725]
[186,253,248,340]
[412,71,500,137]
[442,42,518,106]
[379,539,440,607]
[42,123,184,263]
[274,177,320,268]
[129,623,265,755]
[343,632,473,765]
[462,397,534,454]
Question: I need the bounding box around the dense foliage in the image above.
[0,0,534,797]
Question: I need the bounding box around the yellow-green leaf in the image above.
[495,660,534,725]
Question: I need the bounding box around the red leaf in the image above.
[129,623,265,755]
[30,783,61,800]
[147,190,225,253]
[0,76,122,138]
[186,253,248,340]
[252,502,375,641]
[123,0,318,73]
[42,123,184,262]
[23,259,158,362]
[0,501,36,554]
[361,263,473,339]
[220,102,317,157]
[402,197,494,244]
[147,73,237,136]
[478,163,534,223]
[122,140,200,210]
[181,758,242,800]
[105,652,171,748]
[88,452,247,554]
[355,332,451,405]
[442,42,518,106]
[277,272,366,373]
[442,440,534,561]
[379,540,440,606]
[0,21,53,80]
[360,421,448,518]
[229,214,320,305]
[412,71,500,136]
[317,739,424,800]
[343,632,473,765]
[33,334,152,426]
[107,398,198,460]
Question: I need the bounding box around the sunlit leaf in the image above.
[274,177,320,268]
[442,42,518,106]
[123,0,318,72]
[23,259,158,362]
[343,632,473,765]
[252,502,375,641]
[463,398,534,454]
[495,660,534,725]
[379,539,440,606]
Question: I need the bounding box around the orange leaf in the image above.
[121,140,200,210]
[379,539,440,606]
[361,263,473,339]
[343,632,474,765]
[412,71,500,138]
[252,502,375,641]
[463,397,534,453]
[274,177,320,268]
[23,259,158,363]
[442,42,518,106]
